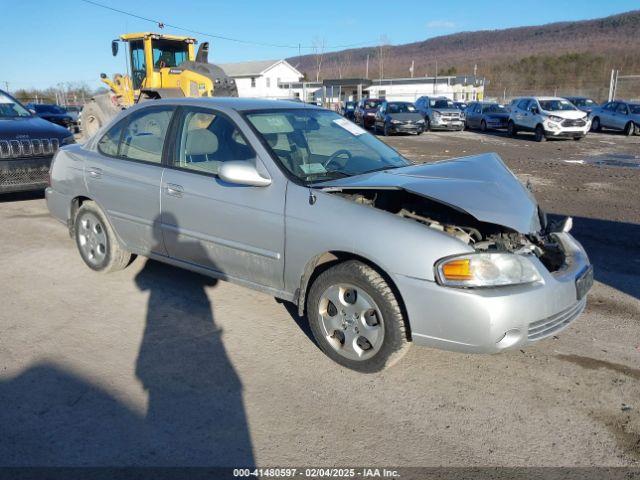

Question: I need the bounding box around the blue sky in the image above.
[1,0,638,91]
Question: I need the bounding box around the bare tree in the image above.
[312,37,326,82]
[377,35,391,79]
[336,52,352,79]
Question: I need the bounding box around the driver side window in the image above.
[174,109,255,175]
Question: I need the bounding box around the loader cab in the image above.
[120,33,196,91]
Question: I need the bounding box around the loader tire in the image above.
[79,94,121,142]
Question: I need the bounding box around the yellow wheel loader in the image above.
[80,32,237,139]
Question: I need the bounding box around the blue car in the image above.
[0,90,74,193]
[465,102,510,131]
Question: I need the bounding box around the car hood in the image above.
[543,110,587,120]
[434,108,461,114]
[316,153,541,234]
[0,116,71,140]
[388,113,423,121]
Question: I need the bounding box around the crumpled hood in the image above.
[317,153,541,234]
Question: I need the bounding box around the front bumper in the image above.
[393,232,592,353]
[389,123,424,133]
[431,119,464,130]
[0,157,52,193]
[545,129,588,139]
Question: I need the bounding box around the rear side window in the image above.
[517,99,530,110]
[97,120,125,157]
[120,107,174,163]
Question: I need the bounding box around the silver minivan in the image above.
[46,98,593,372]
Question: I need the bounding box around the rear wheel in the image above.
[307,260,410,372]
[480,120,487,132]
[624,121,637,136]
[74,201,133,272]
[591,117,601,132]
[534,124,546,142]
[507,121,518,137]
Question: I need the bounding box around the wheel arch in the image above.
[69,195,93,237]
[296,250,412,341]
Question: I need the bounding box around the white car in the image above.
[507,97,591,141]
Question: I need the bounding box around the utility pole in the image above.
[3,81,8,93]
[365,54,369,79]
[410,60,414,78]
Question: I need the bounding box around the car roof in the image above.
[138,97,322,112]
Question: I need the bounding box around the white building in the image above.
[218,59,304,99]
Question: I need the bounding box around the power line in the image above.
[78,0,374,51]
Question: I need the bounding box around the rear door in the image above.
[614,103,629,130]
[160,106,286,290]
[600,102,617,128]
[85,105,175,255]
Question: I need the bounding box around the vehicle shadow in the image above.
[0,214,254,466]
[552,213,640,300]
[0,189,45,202]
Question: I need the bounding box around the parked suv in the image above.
[354,98,383,129]
[0,90,75,193]
[415,96,464,131]
[590,100,640,136]
[507,97,591,141]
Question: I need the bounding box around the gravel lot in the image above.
[0,129,638,467]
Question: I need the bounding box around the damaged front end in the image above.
[316,153,575,284]
[326,188,569,277]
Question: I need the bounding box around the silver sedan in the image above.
[46,98,593,372]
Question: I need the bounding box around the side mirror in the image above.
[531,107,539,114]
[218,161,271,187]
[111,40,119,57]
[29,108,36,115]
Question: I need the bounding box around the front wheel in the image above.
[534,124,546,142]
[507,121,518,137]
[480,120,487,132]
[307,260,410,372]
[591,117,601,132]
[74,201,133,272]
[624,122,637,136]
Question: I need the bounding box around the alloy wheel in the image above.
[77,212,108,267]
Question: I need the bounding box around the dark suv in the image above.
[354,98,383,129]
[1,90,74,193]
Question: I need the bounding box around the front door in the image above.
[85,105,175,255]
[160,107,286,291]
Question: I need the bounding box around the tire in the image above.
[624,122,636,136]
[307,260,410,372]
[591,117,601,132]
[507,121,518,137]
[416,130,423,136]
[79,93,121,142]
[480,120,487,132]
[74,201,133,273]
[573,136,583,141]
[534,124,546,142]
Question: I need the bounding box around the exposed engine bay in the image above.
[330,188,566,272]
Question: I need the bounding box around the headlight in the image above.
[433,111,441,118]
[416,119,425,124]
[61,135,75,146]
[435,253,542,288]
[548,115,563,123]
[366,112,375,116]
[391,119,402,124]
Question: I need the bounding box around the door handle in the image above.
[165,183,184,197]
[87,167,102,178]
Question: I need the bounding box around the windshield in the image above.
[388,103,416,113]
[0,92,31,118]
[363,100,382,109]
[629,104,640,114]
[539,99,576,111]
[431,99,454,109]
[483,103,508,114]
[246,109,409,184]
[571,98,595,107]
[33,104,66,114]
